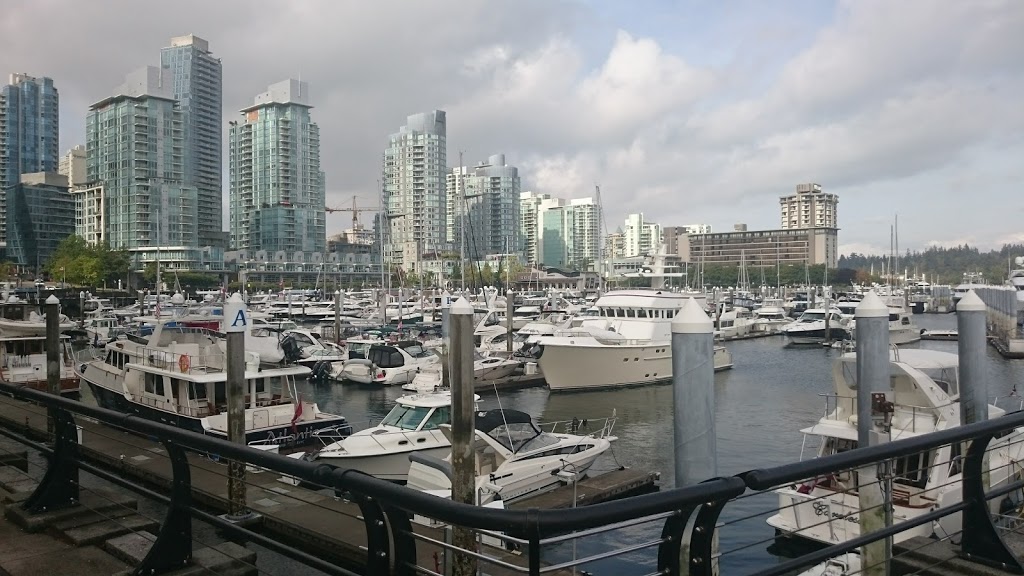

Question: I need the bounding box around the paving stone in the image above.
[103,531,154,566]
[1,544,128,576]
[5,489,137,533]
[251,497,280,508]
[62,514,159,547]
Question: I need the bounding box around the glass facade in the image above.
[86,69,199,257]
[228,80,325,257]
[445,154,521,261]
[161,35,224,248]
[6,178,75,270]
[0,74,59,249]
[383,111,447,271]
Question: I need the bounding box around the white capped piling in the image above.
[958,290,988,426]
[45,295,60,438]
[224,293,250,518]
[671,297,717,486]
[441,290,452,344]
[334,290,342,344]
[449,297,478,575]
[506,290,515,355]
[854,291,891,576]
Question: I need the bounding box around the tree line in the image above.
[839,243,1024,285]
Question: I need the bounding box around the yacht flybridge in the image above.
[78,317,351,446]
[0,296,76,337]
[767,349,1024,546]
[529,290,732,391]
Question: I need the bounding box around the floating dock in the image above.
[920,329,958,341]
[508,468,660,510]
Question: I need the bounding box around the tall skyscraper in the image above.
[87,67,198,254]
[535,197,601,270]
[780,183,838,229]
[228,79,325,256]
[520,191,560,266]
[161,35,224,248]
[0,74,59,250]
[383,110,447,271]
[445,154,521,261]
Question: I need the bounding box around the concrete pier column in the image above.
[449,297,477,576]
[958,290,988,426]
[855,291,891,576]
[224,294,250,518]
[671,297,717,486]
[45,295,61,438]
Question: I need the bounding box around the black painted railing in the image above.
[2,379,1024,576]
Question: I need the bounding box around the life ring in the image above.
[178,355,191,372]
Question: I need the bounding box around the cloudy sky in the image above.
[3,0,1022,256]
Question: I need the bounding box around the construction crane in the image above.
[325,196,377,230]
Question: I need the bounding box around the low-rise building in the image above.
[684,226,838,268]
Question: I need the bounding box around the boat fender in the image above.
[79,363,87,374]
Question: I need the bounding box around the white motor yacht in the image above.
[78,318,351,447]
[0,335,79,397]
[340,340,438,385]
[530,290,732,391]
[1009,257,1024,325]
[752,299,790,333]
[767,349,1024,546]
[407,408,617,504]
[83,316,124,345]
[781,308,853,346]
[308,390,479,482]
[401,352,521,392]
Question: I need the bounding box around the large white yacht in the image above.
[530,290,733,392]
[1009,257,1024,325]
[767,349,1024,546]
[308,390,479,482]
[0,335,80,397]
[0,296,76,337]
[781,308,853,346]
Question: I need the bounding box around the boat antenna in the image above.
[490,381,514,452]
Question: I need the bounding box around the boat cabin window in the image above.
[490,334,507,345]
[381,405,431,430]
[254,378,266,394]
[422,406,450,430]
[4,339,45,356]
[105,350,128,370]
[638,309,648,318]
[144,373,165,396]
[901,316,911,326]
[893,450,931,489]
[625,309,635,318]
[289,333,316,348]
[0,305,26,321]
[518,432,561,454]
[889,313,900,322]
[401,344,432,359]
[369,346,404,368]
[822,437,858,455]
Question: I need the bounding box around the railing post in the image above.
[384,504,417,576]
[960,433,1023,571]
[134,440,193,574]
[353,491,391,575]
[855,291,891,576]
[22,408,79,514]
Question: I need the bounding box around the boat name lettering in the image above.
[811,501,858,523]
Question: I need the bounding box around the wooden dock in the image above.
[508,468,660,510]
[0,395,653,575]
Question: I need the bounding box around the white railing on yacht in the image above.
[817,393,944,434]
[538,412,618,441]
[138,346,226,375]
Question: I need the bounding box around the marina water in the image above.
[81,313,1020,573]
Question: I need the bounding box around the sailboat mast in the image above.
[459,151,466,293]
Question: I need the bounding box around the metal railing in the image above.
[1,378,1024,575]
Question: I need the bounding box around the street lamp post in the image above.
[61,266,65,288]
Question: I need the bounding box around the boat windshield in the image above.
[403,344,433,359]
[380,405,431,430]
[799,312,825,322]
[487,421,542,452]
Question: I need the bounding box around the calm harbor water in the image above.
[80,312,1023,574]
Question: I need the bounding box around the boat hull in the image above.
[315,445,451,482]
[784,327,852,346]
[84,379,348,447]
[538,342,732,391]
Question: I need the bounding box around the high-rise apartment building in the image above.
[6,172,75,270]
[520,191,562,266]
[0,74,59,251]
[383,110,447,271]
[780,183,838,229]
[161,35,225,248]
[87,67,198,257]
[445,154,520,261]
[536,197,601,270]
[58,145,87,186]
[623,213,661,257]
[228,79,325,256]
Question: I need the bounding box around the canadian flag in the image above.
[290,395,303,434]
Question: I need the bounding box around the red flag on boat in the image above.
[290,395,303,434]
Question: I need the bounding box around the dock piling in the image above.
[854,291,891,576]
[224,293,250,519]
[671,297,717,486]
[45,295,60,439]
[333,289,342,345]
[449,296,478,576]
[957,290,988,426]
